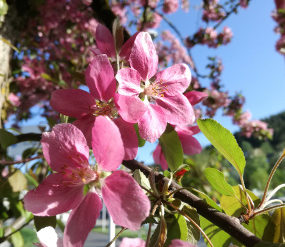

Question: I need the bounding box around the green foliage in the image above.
[134,123,146,147]
[197,119,246,176]
[204,168,235,196]
[8,170,27,192]
[159,125,183,171]
[165,214,188,246]
[200,216,233,247]
[0,129,17,149]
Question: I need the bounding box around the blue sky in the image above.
[7,0,285,164]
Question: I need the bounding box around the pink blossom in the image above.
[51,54,138,161]
[8,93,20,107]
[116,32,195,142]
[169,239,197,247]
[119,238,146,247]
[24,124,150,247]
[239,0,249,8]
[35,226,63,247]
[163,0,179,14]
[153,91,206,170]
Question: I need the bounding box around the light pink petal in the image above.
[41,124,89,172]
[50,89,94,118]
[95,24,115,58]
[169,239,196,247]
[85,54,116,101]
[24,173,84,216]
[156,95,195,126]
[116,68,143,96]
[114,118,138,160]
[63,192,102,247]
[138,104,167,143]
[184,91,208,105]
[119,237,146,247]
[92,116,124,171]
[102,171,150,230]
[114,93,147,123]
[153,144,168,170]
[129,32,158,80]
[119,32,139,60]
[37,226,63,247]
[155,64,191,96]
[175,125,200,136]
[73,116,96,147]
[178,133,202,156]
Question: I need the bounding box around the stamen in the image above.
[90,100,118,118]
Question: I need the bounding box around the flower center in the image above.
[62,166,96,187]
[144,80,168,99]
[90,100,118,118]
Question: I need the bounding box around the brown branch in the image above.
[123,159,261,247]
[0,155,42,165]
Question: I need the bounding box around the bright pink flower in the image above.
[169,239,197,247]
[51,54,138,161]
[95,24,138,61]
[153,90,206,170]
[24,124,150,247]
[163,0,179,14]
[119,237,146,247]
[116,32,195,142]
[8,93,20,107]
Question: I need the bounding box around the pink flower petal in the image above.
[102,171,150,230]
[169,239,196,247]
[92,116,124,171]
[51,89,94,118]
[156,95,195,126]
[129,32,158,80]
[41,124,89,172]
[116,68,143,96]
[73,116,96,147]
[114,118,138,160]
[138,104,167,142]
[85,54,116,101]
[155,64,191,96]
[119,32,139,60]
[184,91,208,105]
[114,93,147,123]
[63,192,102,247]
[95,24,115,58]
[153,144,168,170]
[24,173,84,216]
[119,237,146,247]
[178,133,202,156]
[175,125,200,136]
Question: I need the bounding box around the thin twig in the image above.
[105,227,127,247]
[0,155,42,165]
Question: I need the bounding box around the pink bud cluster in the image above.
[272,0,285,55]
[185,26,233,48]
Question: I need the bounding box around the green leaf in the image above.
[0,129,17,149]
[133,169,151,191]
[159,125,183,171]
[25,173,39,187]
[8,170,27,192]
[0,37,19,53]
[197,119,246,176]
[182,205,200,243]
[11,231,24,247]
[200,216,233,247]
[34,216,56,232]
[0,0,8,16]
[134,124,146,147]
[204,168,235,196]
[192,188,222,212]
[263,208,285,243]
[165,214,188,246]
[220,186,259,217]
